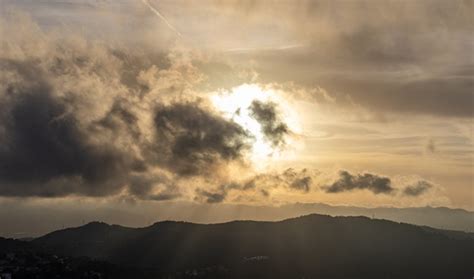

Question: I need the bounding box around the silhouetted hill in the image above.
[33,221,135,260]
[33,214,474,278]
[2,202,473,238]
[281,203,474,232]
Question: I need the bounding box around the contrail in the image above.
[141,0,182,38]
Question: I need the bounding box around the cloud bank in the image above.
[0,12,444,204]
[0,15,295,200]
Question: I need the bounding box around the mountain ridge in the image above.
[31,213,474,278]
[1,202,473,238]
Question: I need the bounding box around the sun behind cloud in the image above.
[211,84,301,166]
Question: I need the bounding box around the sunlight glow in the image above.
[211,84,301,165]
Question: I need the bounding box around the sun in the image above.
[211,84,300,165]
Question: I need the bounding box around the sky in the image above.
[0,0,472,235]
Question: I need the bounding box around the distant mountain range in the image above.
[149,203,474,233]
[271,203,474,232]
[21,214,473,278]
[1,202,473,238]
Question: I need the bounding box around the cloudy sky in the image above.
[0,0,472,234]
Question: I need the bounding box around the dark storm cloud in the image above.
[249,100,289,148]
[324,170,394,195]
[0,60,135,197]
[403,181,433,197]
[151,102,251,176]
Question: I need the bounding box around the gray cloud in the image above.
[239,168,313,193]
[323,171,437,197]
[148,192,182,201]
[195,168,439,202]
[251,51,474,118]
[127,172,172,198]
[220,0,474,118]
[290,176,312,192]
[0,15,252,199]
[324,171,394,195]
[195,188,227,203]
[0,54,251,199]
[403,181,433,197]
[5,0,473,119]
[249,100,289,148]
[0,60,136,197]
[194,168,314,203]
[194,181,256,204]
[94,100,142,141]
[282,168,312,192]
[150,102,251,176]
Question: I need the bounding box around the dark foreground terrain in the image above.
[1,214,473,278]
